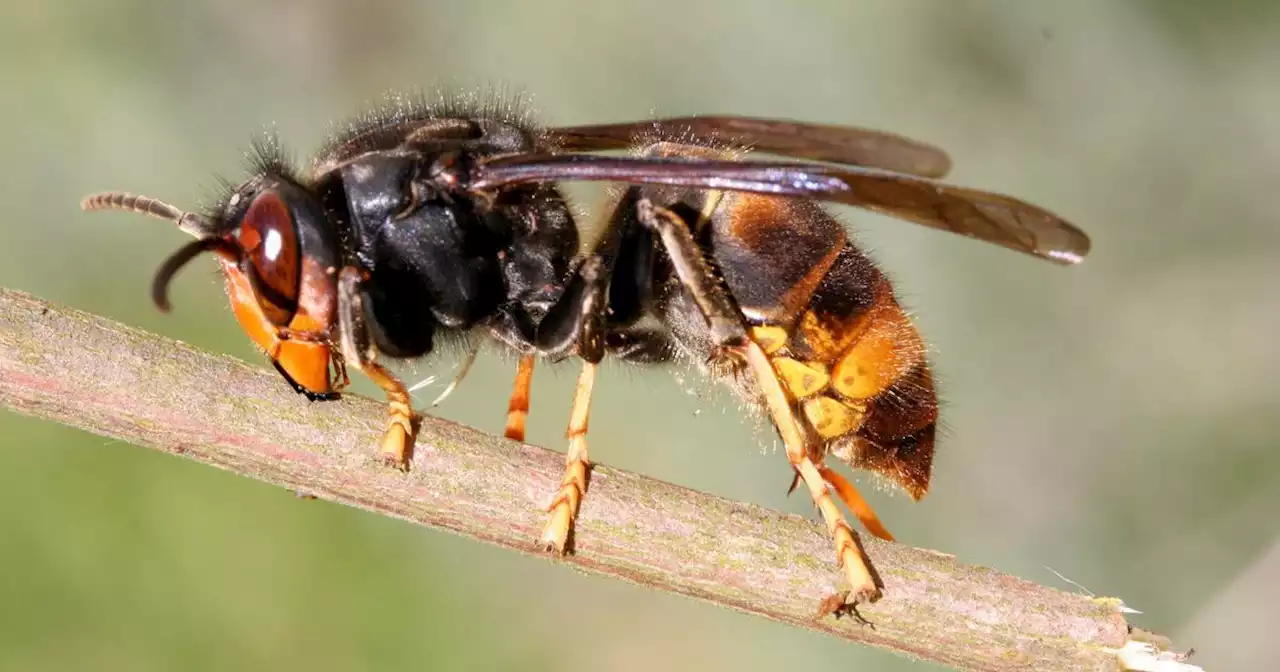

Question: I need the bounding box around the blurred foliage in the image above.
[2,1,1278,670]
[1140,0,1280,45]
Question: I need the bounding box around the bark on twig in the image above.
[0,288,1193,671]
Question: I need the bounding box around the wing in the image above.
[316,117,480,174]
[546,115,953,179]
[470,154,1089,265]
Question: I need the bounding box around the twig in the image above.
[0,288,1194,671]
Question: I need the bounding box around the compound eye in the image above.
[236,190,300,325]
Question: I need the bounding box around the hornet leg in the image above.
[531,256,610,554]
[539,360,596,553]
[336,266,416,470]
[504,354,536,442]
[636,198,883,609]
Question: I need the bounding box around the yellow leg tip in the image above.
[539,505,573,555]
[846,578,882,605]
[837,543,882,605]
[376,423,411,472]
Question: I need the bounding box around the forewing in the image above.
[471,154,1089,264]
[547,115,953,178]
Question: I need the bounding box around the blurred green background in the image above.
[3,1,1278,670]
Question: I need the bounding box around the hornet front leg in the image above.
[336,266,416,470]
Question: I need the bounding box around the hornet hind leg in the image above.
[635,198,884,609]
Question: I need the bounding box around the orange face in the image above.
[220,190,339,396]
